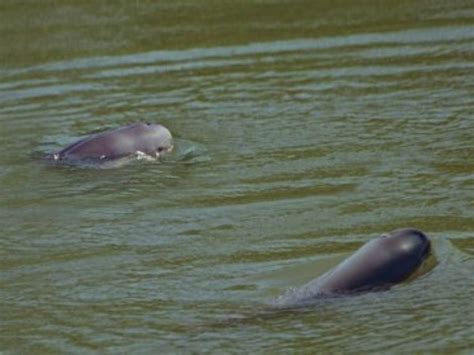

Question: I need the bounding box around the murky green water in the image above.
[1,0,473,353]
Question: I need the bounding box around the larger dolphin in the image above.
[45,122,173,165]
[274,228,431,307]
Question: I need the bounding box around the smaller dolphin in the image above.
[274,228,431,307]
[45,123,173,166]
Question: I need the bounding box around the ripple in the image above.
[1,10,473,354]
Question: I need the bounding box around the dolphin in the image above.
[45,122,173,166]
[273,228,431,307]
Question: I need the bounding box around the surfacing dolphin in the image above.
[273,228,431,307]
[45,123,173,167]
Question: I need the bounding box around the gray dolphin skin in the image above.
[274,228,431,307]
[45,123,173,165]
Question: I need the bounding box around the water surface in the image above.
[1,0,473,353]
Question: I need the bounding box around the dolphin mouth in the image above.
[421,239,431,259]
[154,145,173,158]
[412,230,431,260]
[162,144,174,155]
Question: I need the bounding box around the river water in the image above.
[1,0,473,353]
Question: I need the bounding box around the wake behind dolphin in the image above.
[273,228,432,307]
[45,122,173,167]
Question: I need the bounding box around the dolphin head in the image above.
[382,228,431,259]
[373,228,431,284]
[142,123,173,157]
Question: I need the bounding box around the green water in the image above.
[1,0,473,353]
